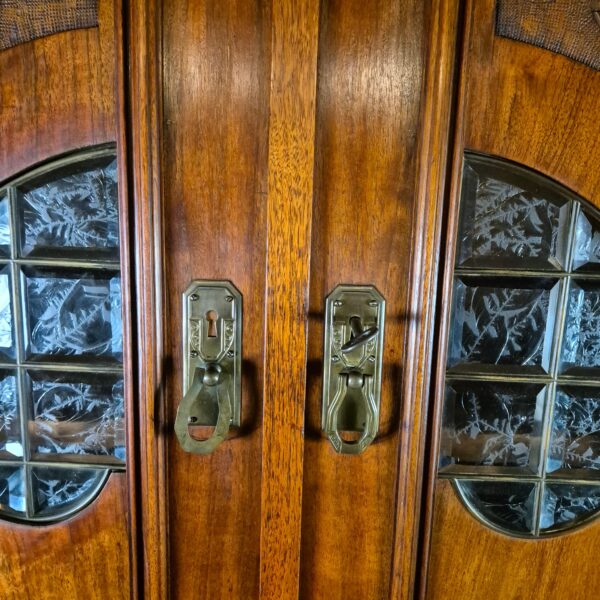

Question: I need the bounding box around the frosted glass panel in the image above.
[442,154,600,537]
[0,148,124,524]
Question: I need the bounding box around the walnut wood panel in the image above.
[300,1,429,598]
[0,0,98,51]
[127,0,168,598]
[428,480,600,599]
[496,0,600,71]
[422,1,600,597]
[259,2,319,598]
[0,1,136,598]
[0,474,131,600]
[0,0,115,181]
[161,1,270,597]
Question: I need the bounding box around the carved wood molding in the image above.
[0,0,98,51]
[496,0,600,71]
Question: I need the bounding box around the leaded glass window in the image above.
[440,153,600,536]
[0,146,124,523]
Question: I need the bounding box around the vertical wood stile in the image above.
[127,1,168,598]
[259,1,320,598]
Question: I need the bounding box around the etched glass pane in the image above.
[24,268,122,362]
[540,484,600,533]
[547,387,600,475]
[448,277,558,373]
[573,208,600,272]
[0,194,11,256]
[0,466,26,516]
[560,281,600,374]
[0,371,21,459]
[29,372,125,463]
[31,466,106,519]
[456,480,537,534]
[18,156,119,259]
[441,381,545,473]
[0,267,15,361]
[456,157,570,270]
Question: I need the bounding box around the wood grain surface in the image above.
[0,1,135,598]
[161,1,270,597]
[0,0,115,182]
[259,2,320,598]
[0,474,131,600]
[422,1,600,597]
[300,1,430,598]
[427,480,600,600]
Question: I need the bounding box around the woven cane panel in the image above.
[0,0,98,51]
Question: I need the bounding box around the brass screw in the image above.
[225,295,234,302]
[190,293,199,301]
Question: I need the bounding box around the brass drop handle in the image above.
[175,281,242,455]
[174,364,232,454]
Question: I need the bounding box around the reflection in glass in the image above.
[0,268,14,360]
[18,157,119,259]
[547,387,600,474]
[540,484,600,533]
[24,268,122,361]
[0,372,21,458]
[456,480,537,534]
[448,277,557,373]
[573,208,600,271]
[456,157,570,270]
[0,466,26,516]
[31,466,105,518]
[29,372,125,463]
[441,381,544,472]
[561,281,600,373]
[0,194,10,255]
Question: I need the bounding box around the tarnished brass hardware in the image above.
[175,281,242,455]
[322,284,385,455]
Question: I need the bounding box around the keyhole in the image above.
[205,310,219,338]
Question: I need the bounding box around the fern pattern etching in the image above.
[450,278,554,370]
[442,153,600,537]
[20,157,119,258]
[561,283,600,370]
[548,388,600,473]
[0,373,20,458]
[443,382,542,471]
[25,269,122,361]
[0,147,123,523]
[30,375,125,462]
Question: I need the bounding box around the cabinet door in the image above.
[0,1,137,598]
[130,0,458,599]
[422,1,600,598]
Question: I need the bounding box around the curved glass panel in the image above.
[441,154,600,537]
[0,147,124,524]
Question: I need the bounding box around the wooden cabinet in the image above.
[0,1,599,599]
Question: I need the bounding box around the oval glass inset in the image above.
[441,154,600,537]
[0,147,124,524]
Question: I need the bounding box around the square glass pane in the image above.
[547,386,600,476]
[23,267,122,362]
[572,207,600,272]
[440,380,545,473]
[457,480,537,534]
[0,371,21,459]
[0,193,11,256]
[28,371,125,463]
[456,157,570,270]
[17,156,119,260]
[0,267,15,361]
[447,276,559,374]
[539,483,600,533]
[0,466,26,516]
[31,466,106,518]
[560,280,600,374]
